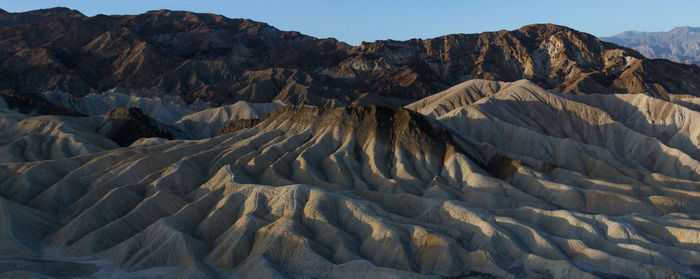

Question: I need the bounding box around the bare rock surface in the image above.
[101,107,172,146]
[1,83,699,278]
[172,100,285,138]
[3,9,700,107]
[40,90,284,139]
[0,106,169,163]
[2,8,700,278]
[405,79,507,117]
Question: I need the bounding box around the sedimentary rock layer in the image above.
[2,8,700,107]
[1,81,698,278]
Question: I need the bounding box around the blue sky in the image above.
[2,0,699,45]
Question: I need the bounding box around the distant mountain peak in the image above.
[670,26,700,32]
[603,26,700,65]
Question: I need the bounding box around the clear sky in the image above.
[2,0,699,45]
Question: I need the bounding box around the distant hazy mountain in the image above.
[603,27,700,65]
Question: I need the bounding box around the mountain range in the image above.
[2,8,700,110]
[0,8,699,279]
[603,26,700,65]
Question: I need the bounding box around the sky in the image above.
[2,0,699,45]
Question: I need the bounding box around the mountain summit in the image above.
[2,8,700,108]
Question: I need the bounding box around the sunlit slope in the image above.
[1,88,698,277]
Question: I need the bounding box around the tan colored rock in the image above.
[1,90,699,278]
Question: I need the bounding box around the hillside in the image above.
[2,80,700,278]
[2,8,700,108]
[1,8,700,279]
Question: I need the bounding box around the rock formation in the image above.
[0,80,699,278]
[2,8,700,107]
[38,90,285,139]
[101,107,172,146]
[0,104,172,163]
[1,8,700,279]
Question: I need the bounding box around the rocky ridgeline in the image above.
[1,8,700,108]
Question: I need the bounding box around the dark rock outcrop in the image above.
[100,107,172,146]
[0,90,83,116]
[2,8,700,106]
[214,119,261,137]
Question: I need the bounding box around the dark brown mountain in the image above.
[2,8,700,107]
[0,7,84,27]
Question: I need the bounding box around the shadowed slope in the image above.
[0,96,698,278]
[0,106,170,163]
[39,90,285,139]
